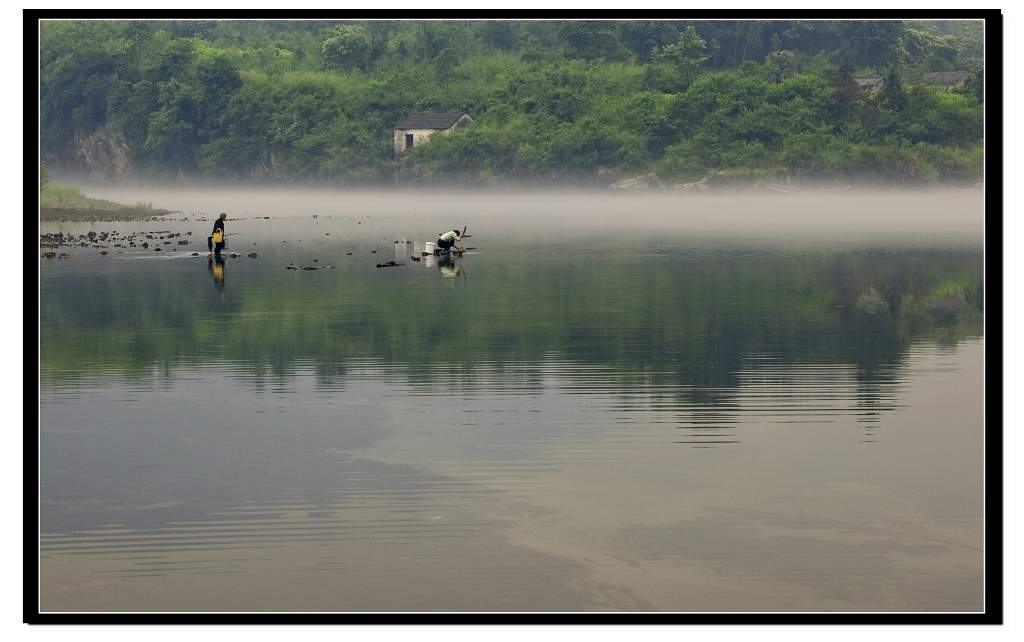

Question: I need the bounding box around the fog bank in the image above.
[71,185,985,247]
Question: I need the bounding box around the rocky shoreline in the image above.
[40,228,194,258]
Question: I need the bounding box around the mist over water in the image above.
[74,184,984,244]
[39,187,984,612]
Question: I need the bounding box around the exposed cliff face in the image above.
[50,126,291,183]
[70,124,133,181]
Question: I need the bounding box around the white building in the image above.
[393,111,473,157]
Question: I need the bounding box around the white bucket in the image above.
[424,241,437,255]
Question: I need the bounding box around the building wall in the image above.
[393,127,455,157]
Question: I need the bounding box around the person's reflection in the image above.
[437,253,463,279]
[208,252,226,299]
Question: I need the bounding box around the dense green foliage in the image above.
[40,20,985,184]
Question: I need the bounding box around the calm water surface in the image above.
[39,191,985,612]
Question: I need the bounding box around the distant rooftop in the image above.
[854,71,970,91]
[918,71,970,86]
[394,112,470,130]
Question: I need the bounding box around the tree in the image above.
[417,22,457,59]
[140,37,193,83]
[193,54,241,136]
[763,50,798,84]
[433,47,459,92]
[827,61,860,123]
[364,21,397,59]
[321,25,371,70]
[144,78,199,169]
[647,26,707,92]
[617,21,678,62]
[880,66,908,113]
[559,21,628,61]
[730,21,770,66]
[480,21,516,51]
[903,26,958,71]
[837,21,906,69]
[40,161,50,191]
[653,27,707,69]
[964,69,984,103]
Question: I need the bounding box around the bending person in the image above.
[436,226,466,253]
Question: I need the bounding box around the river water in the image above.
[38,189,985,612]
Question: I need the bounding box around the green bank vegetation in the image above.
[40,163,168,220]
[41,185,128,211]
[41,20,984,185]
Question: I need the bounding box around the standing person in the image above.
[436,226,466,253]
[207,212,227,254]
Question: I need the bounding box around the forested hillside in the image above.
[40,20,985,185]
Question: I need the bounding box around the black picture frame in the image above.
[25,7,1003,624]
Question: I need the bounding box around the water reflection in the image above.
[207,253,226,299]
[40,240,982,390]
[38,216,984,612]
[437,253,465,280]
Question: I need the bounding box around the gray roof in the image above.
[853,72,970,91]
[919,71,970,86]
[394,112,469,130]
[854,76,883,88]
